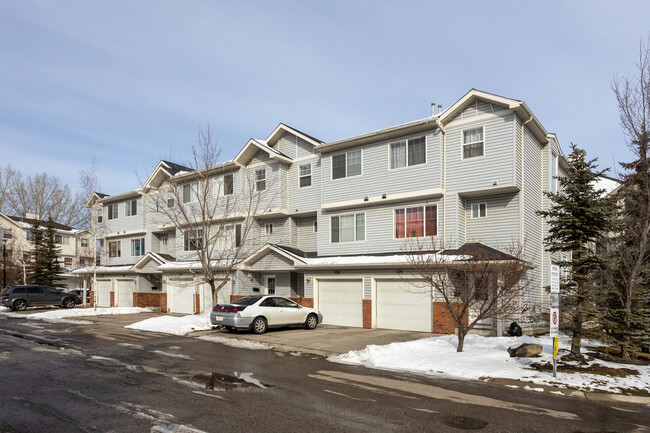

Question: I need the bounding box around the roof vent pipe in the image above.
[431,103,436,116]
[437,104,442,115]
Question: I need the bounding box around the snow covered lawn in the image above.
[125,314,212,336]
[330,334,650,395]
[25,307,151,320]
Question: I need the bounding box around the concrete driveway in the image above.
[189,324,434,356]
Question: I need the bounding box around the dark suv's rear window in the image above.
[12,287,26,294]
[26,287,41,294]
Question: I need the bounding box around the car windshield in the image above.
[233,296,263,306]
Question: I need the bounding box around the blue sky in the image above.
[1,1,648,195]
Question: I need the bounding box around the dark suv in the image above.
[0,285,82,311]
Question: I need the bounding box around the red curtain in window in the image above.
[395,209,405,238]
[406,207,424,237]
[425,206,437,236]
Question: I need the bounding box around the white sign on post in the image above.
[549,307,559,337]
[550,264,560,294]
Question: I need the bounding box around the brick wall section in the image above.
[433,302,468,334]
[110,292,115,308]
[133,293,163,310]
[194,293,200,314]
[362,299,372,329]
[160,293,167,313]
[289,297,313,308]
[230,295,244,302]
[89,291,94,307]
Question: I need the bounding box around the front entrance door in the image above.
[265,276,276,295]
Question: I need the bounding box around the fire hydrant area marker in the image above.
[549,264,560,378]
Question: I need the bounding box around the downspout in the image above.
[520,115,533,244]
[435,117,447,246]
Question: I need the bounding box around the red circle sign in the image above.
[552,312,557,325]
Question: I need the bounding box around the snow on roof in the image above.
[72,265,133,274]
[157,259,240,271]
[593,176,621,197]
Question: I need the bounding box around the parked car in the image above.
[69,289,91,304]
[210,295,323,334]
[0,285,82,311]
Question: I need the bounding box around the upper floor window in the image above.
[471,203,487,218]
[395,205,437,238]
[313,221,318,233]
[331,213,365,243]
[256,169,266,191]
[183,182,198,203]
[462,127,484,159]
[54,235,70,245]
[161,235,168,246]
[332,149,362,179]
[550,153,558,194]
[184,229,203,251]
[125,199,138,217]
[107,204,118,220]
[131,238,145,256]
[390,137,426,169]
[265,223,273,235]
[299,164,312,187]
[218,224,241,249]
[97,207,103,223]
[26,231,33,241]
[80,238,89,247]
[215,174,234,197]
[108,240,121,258]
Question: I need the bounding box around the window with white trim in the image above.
[215,174,234,197]
[184,229,203,251]
[64,257,73,268]
[331,213,365,243]
[108,240,121,258]
[183,182,198,203]
[160,235,168,246]
[265,223,273,235]
[299,164,312,187]
[255,169,266,191]
[125,199,138,216]
[313,221,317,233]
[332,149,362,179]
[389,137,426,169]
[394,205,437,238]
[131,238,145,256]
[54,235,70,245]
[107,204,118,220]
[218,224,241,249]
[471,203,487,218]
[80,238,89,247]
[167,190,175,208]
[462,127,484,159]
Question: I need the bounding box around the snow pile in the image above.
[330,334,650,394]
[26,307,150,320]
[196,335,270,350]
[126,314,212,335]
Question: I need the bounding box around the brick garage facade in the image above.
[110,291,115,307]
[89,291,94,307]
[362,299,372,329]
[194,293,200,314]
[433,302,468,334]
[289,297,313,308]
[134,292,165,312]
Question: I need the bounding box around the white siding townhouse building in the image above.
[78,89,568,334]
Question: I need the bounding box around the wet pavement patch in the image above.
[127,365,270,391]
[440,415,488,430]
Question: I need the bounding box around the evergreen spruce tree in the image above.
[43,219,63,287]
[27,220,48,285]
[537,144,617,357]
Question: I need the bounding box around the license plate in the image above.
[215,316,224,321]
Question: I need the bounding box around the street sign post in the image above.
[550,264,561,378]
[550,264,560,293]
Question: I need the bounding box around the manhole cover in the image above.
[440,415,488,430]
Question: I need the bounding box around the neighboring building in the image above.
[79,89,569,334]
[0,212,93,289]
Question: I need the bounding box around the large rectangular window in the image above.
[107,204,118,220]
[332,149,362,179]
[395,205,437,238]
[256,169,266,191]
[390,137,426,169]
[331,213,365,243]
[216,174,234,197]
[218,224,242,249]
[54,235,70,245]
[462,127,484,159]
[125,199,138,216]
[299,164,312,187]
[108,240,121,258]
[184,229,203,251]
[183,182,198,203]
[131,238,145,256]
[472,203,487,218]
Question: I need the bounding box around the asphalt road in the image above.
[0,312,648,433]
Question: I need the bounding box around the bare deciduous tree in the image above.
[80,160,103,307]
[152,126,274,307]
[404,241,533,352]
[0,165,18,213]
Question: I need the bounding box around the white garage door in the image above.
[200,280,231,314]
[318,279,363,327]
[167,279,195,314]
[116,279,135,307]
[376,279,432,332]
[96,279,112,307]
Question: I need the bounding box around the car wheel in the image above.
[251,317,267,334]
[13,300,27,311]
[62,298,76,308]
[304,314,318,330]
